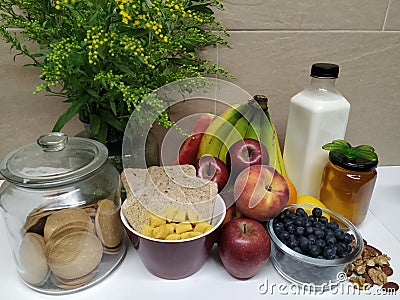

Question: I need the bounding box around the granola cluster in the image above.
[346,239,398,292]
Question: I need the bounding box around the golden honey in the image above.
[319,153,377,226]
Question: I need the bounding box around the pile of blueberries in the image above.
[273,207,354,260]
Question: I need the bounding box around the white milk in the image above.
[283,63,350,197]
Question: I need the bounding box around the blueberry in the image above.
[315,239,326,249]
[293,216,305,227]
[327,221,339,230]
[276,211,286,222]
[307,215,317,224]
[314,228,325,239]
[299,237,310,251]
[283,218,294,227]
[305,226,314,236]
[316,255,325,259]
[343,233,353,244]
[278,231,290,242]
[286,224,295,234]
[284,209,296,219]
[308,234,317,245]
[323,246,336,259]
[318,216,329,225]
[295,208,308,217]
[345,244,352,254]
[303,221,312,228]
[273,222,284,233]
[308,244,321,257]
[293,246,303,254]
[295,226,305,236]
[334,229,344,241]
[312,207,323,218]
[336,242,347,257]
[325,234,337,245]
[287,234,299,248]
[324,228,334,236]
[314,222,325,229]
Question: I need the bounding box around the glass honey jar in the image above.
[319,141,378,226]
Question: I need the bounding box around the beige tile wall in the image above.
[0,0,399,167]
[210,0,400,166]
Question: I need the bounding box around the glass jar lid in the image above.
[0,132,109,188]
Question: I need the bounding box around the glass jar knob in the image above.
[37,132,68,152]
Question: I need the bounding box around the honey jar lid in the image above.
[0,132,108,187]
[329,151,378,172]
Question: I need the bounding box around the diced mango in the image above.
[165,233,181,240]
[141,205,212,240]
[191,231,203,238]
[165,223,175,233]
[180,231,202,239]
[194,222,213,233]
[153,225,171,239]
[141,223,154,237]
[149,213,166,227]
[175,222,192,234]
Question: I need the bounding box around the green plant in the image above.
[0,0,230,142]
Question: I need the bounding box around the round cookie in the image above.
[19,233,49,286]
[44,208,92,242]
[45,224,95,257]
[47,231,103,279]
[95,199,123,248]
[50,271,95,290]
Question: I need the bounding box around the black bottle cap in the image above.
[311,63,339,78]
[329,151,378,172]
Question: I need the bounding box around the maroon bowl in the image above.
[120,195,226,279]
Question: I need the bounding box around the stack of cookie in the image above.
[19,200,123,290]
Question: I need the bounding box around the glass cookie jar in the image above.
[0,133,126,294]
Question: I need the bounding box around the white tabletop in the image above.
[0,166,399,300]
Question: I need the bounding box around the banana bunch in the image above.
[197,95,286,176]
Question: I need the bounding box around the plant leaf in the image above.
[89,114,101,136]
[53,101,84,132]
[98,109,125,132]
[322,139,378,161]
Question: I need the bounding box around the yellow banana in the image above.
[197,103,249,159]
[259,112,276,165]
[217,113,251,163]
[252,95,286,176]
[195,95,286,177]
[272,123,286,176]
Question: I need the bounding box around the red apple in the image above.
[227,138,269,174]
[172,114,213,165]
[218,218,271,279]
[194,155,229,192]
[234,165,289,221]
